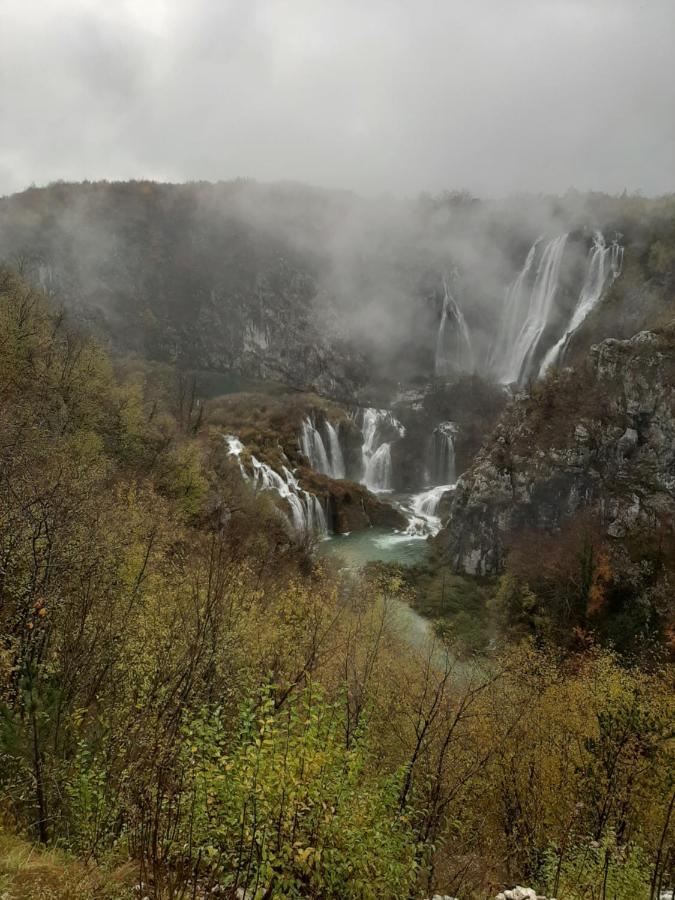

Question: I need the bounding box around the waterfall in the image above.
[405,485,456,536]
[539,232,623,377]
[364,443,392,492]
[360,408,381,464]
[324,421,346,479]
[428,422,457,485]
[225,435,327,537]
[359,408,404,492]
[490,234,569,384]
[435,277,474,376]
[299,416,346,479]
[402,421,458,534]
[487,240,540,377]
[299,417,331,475]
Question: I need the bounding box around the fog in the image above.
[0,174,630,393]
[2,0,674,198]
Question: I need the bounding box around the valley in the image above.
[0,182,672,899]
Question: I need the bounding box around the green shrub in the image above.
[173,687,418,899]
[538,831,653,900]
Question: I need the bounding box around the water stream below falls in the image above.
[318,485,454,569]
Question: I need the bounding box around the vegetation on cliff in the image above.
[0,267,673,898]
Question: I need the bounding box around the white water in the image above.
[226,435,327,537]
[364,442,393,491]
[487,240,540,377]
[428,422,457,485]
[324,421,346,479]
[491,234,569,384]
[299,417,331,475]
[435,277,474,376]
[299,416,346,480]
[404,484,456,536]
[359,408,404,492]
[539,232,623,376]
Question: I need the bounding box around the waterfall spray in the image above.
[490,234,569,384]
[299,416,346,479]
[299,417,330,475]
[428,422,457,485]
[539,232,623,377]
[324,421,346,479]
[435,277,474,376]
[359,408,404,492]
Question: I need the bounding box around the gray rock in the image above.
[438,331,674,574]
[504,889,538,900]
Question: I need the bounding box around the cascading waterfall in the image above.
[435,277,474,376]
[282,466,327,535]
[359,407,404,492]
[299,416,346,479]
[226,435,327,537]
[428,422,457,485]
[364,443,392,492]
[405,422,459,535]
[324,421,346,479]
[487,239,540,377]
[490,234,569,384]
[538,232,623,376]
[405,485,456,536]
[360,408,381,464]
[299,417,330,475]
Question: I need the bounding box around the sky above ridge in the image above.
[1,0,674,197]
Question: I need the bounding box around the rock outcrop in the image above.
[438,329,675,574]
[301,471,407,533]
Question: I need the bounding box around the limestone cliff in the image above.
[438,329,675,574]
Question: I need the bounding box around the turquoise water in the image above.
[315,495,440,653]
[316,529,437,653]
[317,527,430,569]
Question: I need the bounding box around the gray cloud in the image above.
[1,0,674,197]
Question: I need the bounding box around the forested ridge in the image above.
[0,263,673,899]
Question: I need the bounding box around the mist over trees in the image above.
[0,206,673,896]
[1,0,674,895]
[2,180,673,399]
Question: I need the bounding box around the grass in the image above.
[0,832,134,899]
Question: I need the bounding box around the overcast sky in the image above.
[1,0,674,198]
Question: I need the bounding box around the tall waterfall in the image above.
[299,416,346,479]
[487,240,540,377]
[490,234,569,384]
[435,278,474,376]
[364,444,393,492]
[428,422,457,485]
[402,421,459,535]
[300,417,330,475]
[539,232,623,377]
[226,435,327,537]
[359,408,404,492]
[324,421,346,479]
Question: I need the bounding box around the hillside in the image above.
[437,326,675,652]
[2,182,674,402]
[0,191,674,898]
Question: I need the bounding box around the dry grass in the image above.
[0,832,135,899]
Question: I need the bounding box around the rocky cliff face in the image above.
[438,329,675,574]
[209,391,406,533]
[0,181,369,399]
